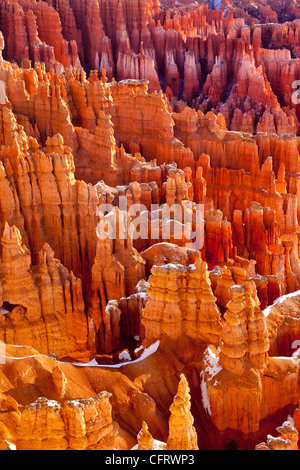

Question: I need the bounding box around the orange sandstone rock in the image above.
[0,223,89,361]
[137,421,155,450]
[16,393,117,450]
[255,421,299,450]
[0,0,300,452]
[167,374,199,450]
[142,254,222,347]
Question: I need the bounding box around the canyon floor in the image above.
[0,0,299,451]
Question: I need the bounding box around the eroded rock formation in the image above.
[16,394,118,450]
[167,374,199,450]
[255,420,299,450]
[0,0,299,452]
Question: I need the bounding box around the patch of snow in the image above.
[75,358,99,367]
[68,400,81,407]
[188,264,196,271]
[118,350,131,362]
[135,281,149,293]
[204,346,222,379]
[30,399,59,408]
[200,370,211,416]
[159,263,177,269]
[263,290,300,318]
[271,356,298,364]
[136,340,160,361]
[5,441,16,450]
[73,340,160,369]
[286,415,295,426]
[131,439,166,450]
[200,346,223,416]
[137,292,148,301]
[153,439,167,450]
[45,400,60,407]
[0,308,9,315]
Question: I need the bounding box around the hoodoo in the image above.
[0,0,299,452]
